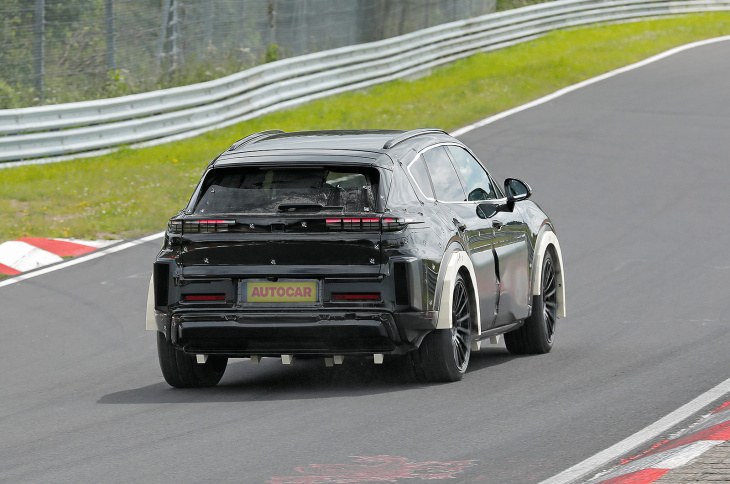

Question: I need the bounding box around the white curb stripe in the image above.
[0,241,63,272]
[540,376,730,484]
[51,238,120,249]
[654,440,722,469]
[451,35,730,138]
[588,405,730,482]
[588,440,725,483]
[0,232,164,289]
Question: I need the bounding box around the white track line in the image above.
[451,35,730,137]
[517,34,730,484]
[0,232,164,289]
[540,376,730,484]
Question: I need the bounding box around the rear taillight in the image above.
[182,220,235,233]
[332,293,381,301]
[381,218,407,231]
[360,218,380,230]
[326,218,342,229]
[325,217,416,231]
[167,220,182,235]
[184,294,226,302]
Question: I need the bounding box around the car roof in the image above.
[240,130,401,151]
[213,129,457,167]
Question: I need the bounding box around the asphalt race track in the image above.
[2,39,730,484]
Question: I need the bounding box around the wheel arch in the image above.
[531,229,566,318]
[434,250,482,334]
[146,275,157,331]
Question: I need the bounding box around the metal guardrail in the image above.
[1,0,728,165]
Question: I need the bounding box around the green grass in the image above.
[1,12,729,244]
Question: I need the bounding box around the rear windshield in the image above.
[193,166,379,215]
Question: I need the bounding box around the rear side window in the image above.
[194,167,379,214]
[422,146,466,202]
[387,164,423,207]
[407,155,435,200]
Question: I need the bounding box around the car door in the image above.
[490,201,532,326]
[444,145,531,328]
[421,145,500,330]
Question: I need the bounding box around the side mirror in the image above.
[504,178,532,202]
[476,201,503,219]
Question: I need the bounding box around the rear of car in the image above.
[149,146,430,386]
[148,128,566,388]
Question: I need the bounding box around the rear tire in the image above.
[505,250,557,355]
[157,332,228,388]
[409,273,472,382]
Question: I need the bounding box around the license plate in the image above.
[243,281,318,303]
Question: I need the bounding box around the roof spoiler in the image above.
[228,129,285,152]
[383,128,448,149]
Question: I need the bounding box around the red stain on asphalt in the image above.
[268,455,476,483]
[595,468,669,484]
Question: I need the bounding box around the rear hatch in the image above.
[178,165,384,277]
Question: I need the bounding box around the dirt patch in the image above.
[9,199,30,218]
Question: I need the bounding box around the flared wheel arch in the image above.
[434,250,482,336]
[531,229,567,319]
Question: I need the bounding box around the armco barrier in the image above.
[1,0,728,166]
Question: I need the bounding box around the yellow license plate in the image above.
[245,281,317,303]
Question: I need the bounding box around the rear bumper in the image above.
[164,310,434,357]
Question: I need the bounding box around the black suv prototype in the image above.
[147,129,566,387]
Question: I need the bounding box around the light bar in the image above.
[182,219,235,233]
[167,220,182,234]
[326,219,342,229]
[325,217,415,231]
[381,217,417,231]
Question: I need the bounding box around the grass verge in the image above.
[1,12,729,245]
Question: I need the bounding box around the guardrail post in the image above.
[170,0,181,72]
[268,0,277,51]
[156,0,170,74]
[155,0,182,76]
[204,0,214,54]
[105,0,116,72]
[33,0,45,103]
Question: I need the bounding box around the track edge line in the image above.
[451,35,730,138]
[538,376,730,484]
[0,231,164,289]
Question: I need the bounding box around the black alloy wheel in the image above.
[504,250,557,355]
[409,273,473,382]
[451,276,472,373]
[157,332,228,388]
[541,254,558,344]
